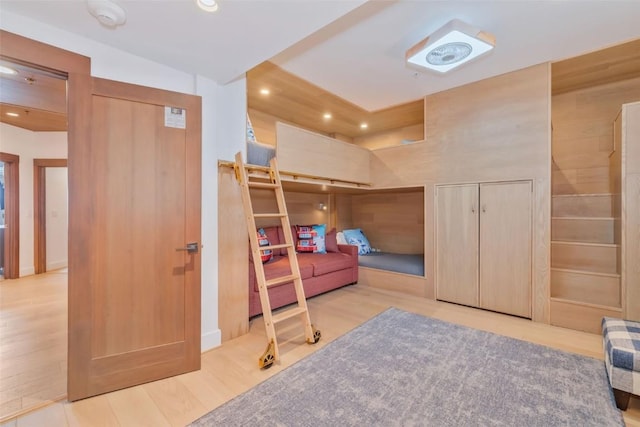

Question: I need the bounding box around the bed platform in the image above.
[357,252,428,297]
[358,252,424,276]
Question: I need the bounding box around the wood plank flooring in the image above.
[0,270,67,421]
[1,278,638,426]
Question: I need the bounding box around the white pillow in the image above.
[336,231,347,245]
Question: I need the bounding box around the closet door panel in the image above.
[436,184,479,307]
[479,181,532,318]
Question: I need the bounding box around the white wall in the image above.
[0,123,68,276]
[45,167,68,271]
[1,11,249,351]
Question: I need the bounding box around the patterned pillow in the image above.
[342,228,371,255]
[296,224,326,254]
[256,228,272,263]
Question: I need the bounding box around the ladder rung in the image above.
[265,274,299,288]
[248,182,279,189]
[272,307,308,324]
[254,213,286,218]
[263,243,293,251]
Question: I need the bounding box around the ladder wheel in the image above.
[307,326,321,344]
[259,340,275,369]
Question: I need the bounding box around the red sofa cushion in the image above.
[253,256,314,292]
[303,252,355,276]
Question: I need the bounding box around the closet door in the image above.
[436,184,479,307]
[479,181,532,318]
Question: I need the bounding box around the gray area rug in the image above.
[192,308,623,426]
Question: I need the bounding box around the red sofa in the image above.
[249,226,358,317]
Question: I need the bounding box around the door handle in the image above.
[176,242,199,254]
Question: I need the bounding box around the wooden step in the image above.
[262,243,293,251]
[254,213,287,218]
[551,217,615,244]
[552,193,614,217]
[248,182,278,189]
[550,268,620,307]
[550,297,621,334]
[265,274,299,288]
[272,306,308,324]
[551,241,618,274]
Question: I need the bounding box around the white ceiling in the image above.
[2,0,640,111]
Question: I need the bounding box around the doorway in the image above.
[34,159,68,274]
[0,44,70,419]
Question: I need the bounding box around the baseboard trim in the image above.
[46,261,68,271]
[19,267,35,277]
[202,329,221,352]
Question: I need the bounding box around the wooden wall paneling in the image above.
[533,181,552,323]
[622,102,640,321]
[218,167,249,341]
[357,267,427,298]
[0,152,19,279]
[612,111,623,278]
[276,122,371,184]
[247,62,423,139]
[334,194,353,231]
[350,191,424,254]
[551,38,640,95]
[371,64,550,187]
[424,183,435,300]
[352,124,424,150]
[624,174,640,321]
[371,63,550,322]
[251,189,330,228]
[551,77,640,195]
[247,108,278,146]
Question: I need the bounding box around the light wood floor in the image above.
[0,270,67,421]
[1,280,638,426]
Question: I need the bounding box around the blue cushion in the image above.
[343,228,371,255]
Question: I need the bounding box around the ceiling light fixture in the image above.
[323,113,332,120]
[196,0,219,12]
[6,112,19,117]
[259,88,270,95]
[87,0,127,28]
[0,66,17,75]
[406,19,495,74]
[360,123,368,129]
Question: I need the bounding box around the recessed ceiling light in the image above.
[360,123,368,129]
[6,112,19,117]
[259,88,270,95]
[0,66,17,75]
[323,113,332,120]
[406,19,495,74]
[196,0,218,12]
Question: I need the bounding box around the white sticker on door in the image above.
[164,106,186,129]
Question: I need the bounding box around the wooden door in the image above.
[479,181,532,318]
[67,78,202,400]
[436,184,479,307]
[0,152,19,279]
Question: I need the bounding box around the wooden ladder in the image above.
[234,152,320,368]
